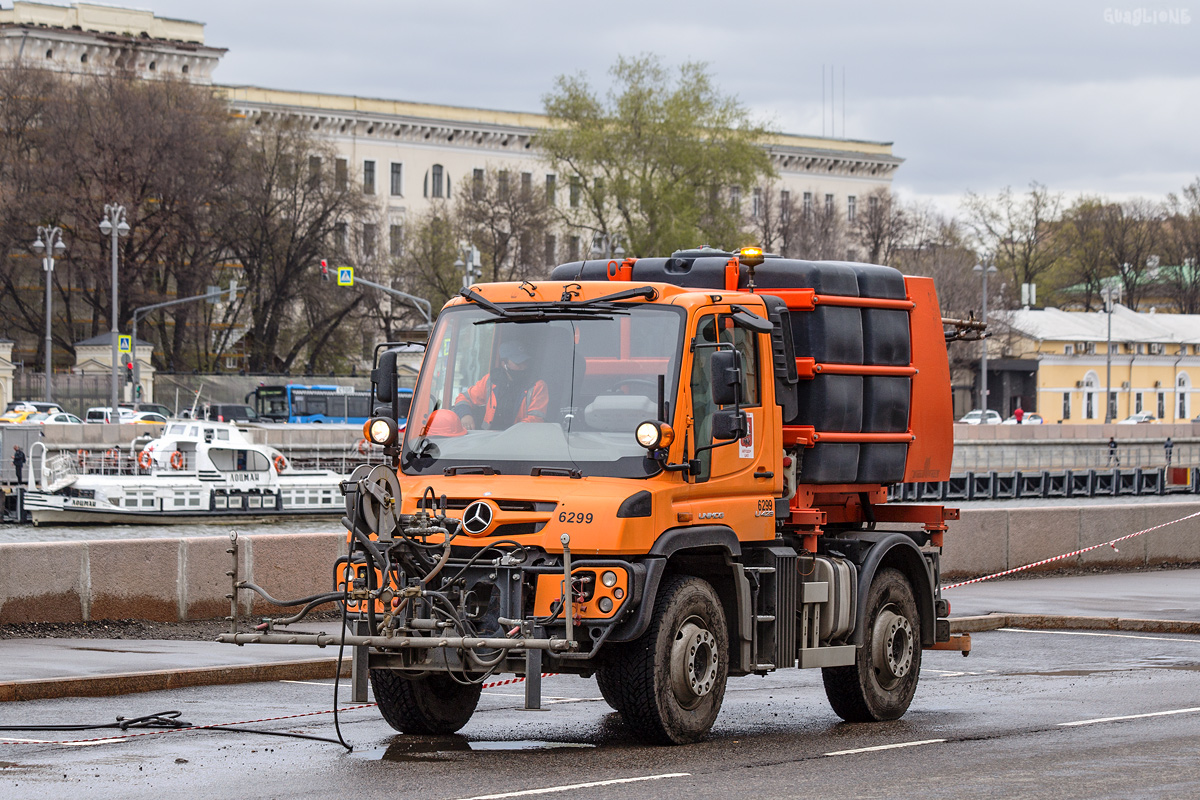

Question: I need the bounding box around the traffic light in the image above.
[125,360,134,383]
[320,259,330,281]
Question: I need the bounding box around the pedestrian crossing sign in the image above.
[337,267,354,286]
[118,335,131,353]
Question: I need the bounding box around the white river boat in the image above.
[21,421,348,525]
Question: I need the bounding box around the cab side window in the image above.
[689,314,761,482]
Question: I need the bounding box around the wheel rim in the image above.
[669,617,718,709]
[871,603,914,689]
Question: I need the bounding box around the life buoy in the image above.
[356,438,370,455]
[169,450,184,470]
[77,449,87,467]
[273,454,287,473]
[138,450,153,470]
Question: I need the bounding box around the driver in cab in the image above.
[453,339,548,430]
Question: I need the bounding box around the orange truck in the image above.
[222,246,967,745]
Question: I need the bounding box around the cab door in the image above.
[680,306,778,542]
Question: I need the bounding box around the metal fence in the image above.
[14,373,118,417]
[952,442,1197,472]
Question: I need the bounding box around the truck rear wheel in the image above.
[606,575,729,744]
[822,567,921,722]
[369,669,482,735]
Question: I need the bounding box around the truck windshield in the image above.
[402,303,685,478]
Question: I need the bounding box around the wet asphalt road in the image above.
[2,627,1200,799]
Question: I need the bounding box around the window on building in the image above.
[869,195,879,214]
[362,223,377,259]
[824,193,834,216]
[472,168,484,200]
[730,186,741,212]
[496,170,508,200]
[545,174,556,206]
[1178,373,1191,419]
[308,156,322,184]
[751,187,762,219]
[430,164,445,198]
[594,177,604,205]
[1159,391,1166,418]
[335,158,348,191]
[544,234,557,266]
[781,190,791,222]
[363,160,375,195]
[389,224,403,258]
[521,172,532,200]
[1064,344,1074,355]
[1062,392,1070,420]
[1108,392,1118,420]
[570,176,582,208]
[1135,392,1143,413]
[334,222,348,251]
[390,163,404,197]
[847,195,857,223]
[802,192,813,218]
[568,235,580,261]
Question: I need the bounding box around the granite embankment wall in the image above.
[2,502,1198,624]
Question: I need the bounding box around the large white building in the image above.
[2,1,903,263]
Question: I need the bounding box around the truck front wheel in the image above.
[822,567,921,722]
[606,575,729,744]
[369,669,482,734]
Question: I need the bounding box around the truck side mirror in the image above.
[712,408,748,441]
[710,349,742,407]
[374,349,399,405]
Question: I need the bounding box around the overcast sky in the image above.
[127,1,1197,212]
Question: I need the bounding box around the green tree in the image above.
[540,55,773,257]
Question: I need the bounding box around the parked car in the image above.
[0,408,42,424]
[1002,413,1044,425]
[4,401,64,414]
[1118,411,1157,424]
[85,406,136,424]
[31,411,84,425]
[130,412,169,424]
[958,409,1003,425]
[201,403,259,424]
[119,402,172,418]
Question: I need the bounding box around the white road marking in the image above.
[1059,707,1200,727]
[825,739,946,756]
[279,680,339,687]
[482,691,602,705]
[450,773,691,800]
[999,628,1200,643]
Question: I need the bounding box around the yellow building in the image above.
[993,305,1200,424]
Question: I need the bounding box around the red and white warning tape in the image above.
[0,674,560,747]
[943,509,1200,590]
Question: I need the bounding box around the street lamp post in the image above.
[31,226,66,402]
[973,261,998,413]
[1102,282,1121,423]
[455,245,481,290]
[99,204,129,419]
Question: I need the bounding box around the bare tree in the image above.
[1099,198,1164,311]
[1162,179,1200,314]
[220,118,373,372]
[962,182,1066,296]
[852,187,910,265]
[456,166,551,283]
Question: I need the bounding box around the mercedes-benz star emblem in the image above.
[461,500,494,536]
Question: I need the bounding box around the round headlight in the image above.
[598,596,614,613]
[601,570,618,587]
[364,417,397,446]
[635,420,674,449]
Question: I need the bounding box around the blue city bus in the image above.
[246,384,412,424]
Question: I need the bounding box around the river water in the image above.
[0,516,345,544]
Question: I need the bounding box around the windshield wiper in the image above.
[530,466,582,479]
[444,464,500,476]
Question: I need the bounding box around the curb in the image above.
[950,614,1200,635]
[0,658,348,703]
